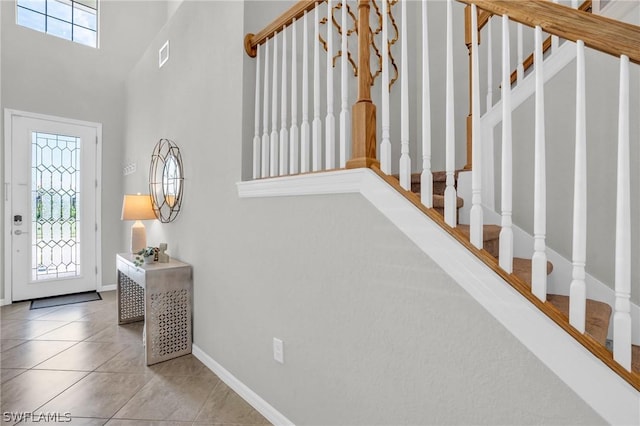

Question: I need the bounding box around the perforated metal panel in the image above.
[118,270,144,323]
[149,289,190,359]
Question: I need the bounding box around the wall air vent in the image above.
[159,40,170,68]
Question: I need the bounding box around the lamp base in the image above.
[131,220,147,253]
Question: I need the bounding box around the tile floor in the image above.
[1,291,270,425]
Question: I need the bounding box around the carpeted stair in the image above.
[407,171,621,354]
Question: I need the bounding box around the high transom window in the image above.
[16,0,98,48]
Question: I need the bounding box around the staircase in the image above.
[398,171,616,348]
[242,0,640,422]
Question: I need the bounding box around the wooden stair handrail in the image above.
[244,0,322,58]
[458,0,640,65]
[508,0,593,86]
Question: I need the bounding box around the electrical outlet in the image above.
[273,337,284,364]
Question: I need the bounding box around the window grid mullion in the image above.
[17,0,97,47]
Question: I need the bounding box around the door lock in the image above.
[14,215,22,225]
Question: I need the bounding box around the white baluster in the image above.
[339,0,350,168]
[517,23,524,82]
[420,0,432,207]
[444,0,457,227]
[551,0,559,52]
[469,4,483,248]
[270,32,279,177]
[301,12,311,173]
[486,17,493,111]
[262,41,270,178]
[312,4,323,171]
[326,0,336,169]
[399,0,411,190]
[253,43,262,179]
[380,0,391,174]
[569,39,587,333]
[531,26,547,301]
[499,15,513,272]
[290,19,300,175]
[614,54,632,370]
[280,26,289,175]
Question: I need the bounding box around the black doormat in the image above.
[30,291,102,310]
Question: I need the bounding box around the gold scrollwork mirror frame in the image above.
[149,138,183,223]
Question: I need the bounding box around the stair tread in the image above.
[457,224,501,241]
[392,171,461,184]
[419,194,464,208]
[509,258,610,345]
[546,295,612,346]
[633,345,640,374]
[512,257,554,285]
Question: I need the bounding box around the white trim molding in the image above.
[98,284,116,293]
[237,170,640,425]
[192,344,295,426]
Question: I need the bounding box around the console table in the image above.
[116,253,193,365]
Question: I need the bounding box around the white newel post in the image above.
[531,26,547,301]
[312,5,323,171]
[270,32,279,177]
[280,26,289,176]
[380,0,391,174]
[399,0,411,190]
[325,0,336,170]
[253,43,262,179]
[444,0,457,227]
[262,41,271,178]
[469,4,483,249]
[290,19,299,175]
[421,0,433,207]
[301,12,311,173]
[614,54,632,370]
[569,39,587,333]
[339,0,350,168]
[499,14,513,272]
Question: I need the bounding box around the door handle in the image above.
[14,230,28,235]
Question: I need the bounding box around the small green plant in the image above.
[133,247,157,267]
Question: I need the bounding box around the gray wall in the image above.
[124,1,604,423]
[1,0,169,298]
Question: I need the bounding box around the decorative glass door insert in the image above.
[31,132,81,281]
[8,111,99,301]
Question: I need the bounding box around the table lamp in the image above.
[121,194,156,253]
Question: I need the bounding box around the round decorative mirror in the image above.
[149,139,183,223]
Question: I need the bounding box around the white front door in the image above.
[7,111,100,301]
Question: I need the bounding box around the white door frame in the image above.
[4,109,103,305]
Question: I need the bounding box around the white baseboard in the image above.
[98,284,116,292]
[0,299,6,306]
[192,344,295,426]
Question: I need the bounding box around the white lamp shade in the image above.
[121,194,156,220]
[122,194,156,253]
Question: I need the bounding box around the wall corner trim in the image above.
[236,169,640,425]
[192,345,295,426]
